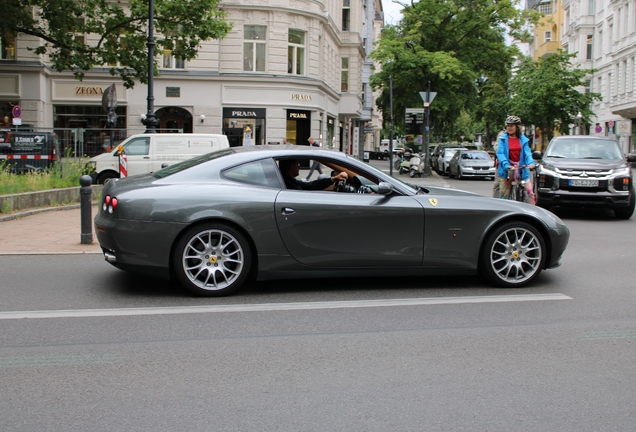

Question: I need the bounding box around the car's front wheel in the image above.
[614,186,635,220]
[479,221,546,288]
[173,222,252,296]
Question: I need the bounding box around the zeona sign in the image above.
[76,86,104,95]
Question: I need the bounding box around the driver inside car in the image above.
[279,159,348,190]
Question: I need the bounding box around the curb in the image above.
[0,202,98,223]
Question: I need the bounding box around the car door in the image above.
[122,136,152,176]
[275,190,424,267]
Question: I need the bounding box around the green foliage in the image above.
[509,50,602,142]
[0,154,89,195]
[369,0,539,140]
[2,0,232,88]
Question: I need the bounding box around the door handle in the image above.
[281,207,296,215]
[143,156,150,159]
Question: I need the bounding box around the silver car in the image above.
[449,149,496,180]
[95,146,570,296]
[436,147,465,175]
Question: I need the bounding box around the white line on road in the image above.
[0,293,571,320]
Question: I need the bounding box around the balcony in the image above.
[535,40,561,58]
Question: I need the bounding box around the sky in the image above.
[382,0,405,25]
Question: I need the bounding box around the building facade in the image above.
[561,0,636,152]
[0,0,384,157]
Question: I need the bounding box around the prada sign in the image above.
[223,107,266,118]
[287,110,310,120]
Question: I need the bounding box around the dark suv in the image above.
[533,136,636,219]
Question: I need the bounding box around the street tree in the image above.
[2,0,232,88]
[370,0,538,141]
[509,50,601,143]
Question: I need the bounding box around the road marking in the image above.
[0,293,571,320]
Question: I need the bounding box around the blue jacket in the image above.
[496,133,534,180]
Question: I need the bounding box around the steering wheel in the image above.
[333,177,348,192]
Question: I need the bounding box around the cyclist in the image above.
[496,116,536,204]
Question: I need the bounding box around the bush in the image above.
[0,149,91,196]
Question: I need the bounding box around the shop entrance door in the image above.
[155,107,192,133]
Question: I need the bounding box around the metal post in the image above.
[80,175,93,244]
[424,81,431,176]
[389,76,394,177]
[142,0,159,133]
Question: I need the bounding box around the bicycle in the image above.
[506,164,535,204]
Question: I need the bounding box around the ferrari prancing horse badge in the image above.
[429,198,438,207]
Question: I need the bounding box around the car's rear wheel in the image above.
[173,222,252,296]
[614,186,635,220]
[480,221,546,288]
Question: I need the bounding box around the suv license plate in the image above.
[569,179,598,187]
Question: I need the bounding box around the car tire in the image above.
[98,171,118,185]
[479,221,546,288]
[173,222,252,297]
[614,186,635,220]
[457,169,462,180]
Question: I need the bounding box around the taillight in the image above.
[103,195,118,213]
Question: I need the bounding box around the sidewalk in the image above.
[0,170,449,256]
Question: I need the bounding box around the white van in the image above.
[88,133,229,183]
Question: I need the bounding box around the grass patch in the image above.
[0,150,92,196]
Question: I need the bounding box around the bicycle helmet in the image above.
[505,115,521,125]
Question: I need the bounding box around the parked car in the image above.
[430,144,464,173]
[533,135,636,219]
[449,149,496,180]
[437,147,465,175]
[95,145,570,296]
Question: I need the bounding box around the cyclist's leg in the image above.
[498,177,511,199]
[524,180,536,205]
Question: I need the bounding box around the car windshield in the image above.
[154,148,236,178]
[545,139,622,160]
[461,151,490,160]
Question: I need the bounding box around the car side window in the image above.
[123,137,150,155]
[222,159,280,188]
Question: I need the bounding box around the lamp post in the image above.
[141,0,160,133]
[389,75,394,177]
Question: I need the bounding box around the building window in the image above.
[538,3,552,14]
[341,57,349,92]
[243,25,266,72]
[545,31,552,42]
[585,80,591,94]
[162,41,185,69]
[342,0,351,31]
[588,0,595,15]
[0,33,16,60]
[586,35,593,59]
[287,30,305,75]
[597,30,603,57]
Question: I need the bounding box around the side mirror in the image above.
[532,150,543,160]
[627,154,636,163]
[377,181,393,195]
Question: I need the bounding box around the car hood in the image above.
[541,157,629,170]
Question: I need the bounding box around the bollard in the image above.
[80,175,93,245]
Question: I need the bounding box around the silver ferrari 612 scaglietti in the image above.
[95,145,570,296]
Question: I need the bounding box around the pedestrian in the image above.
[305,136,323,180]
[496,116,536,204]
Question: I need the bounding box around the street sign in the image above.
[616,120,632,136]
[419,92,437,103]
[12,105,22,118]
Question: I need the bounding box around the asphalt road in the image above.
[1,167,636,431]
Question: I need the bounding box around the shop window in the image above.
[341,57,349,92]
[288,30,305,75]
[243,25,266,72]
[1,34,16,60]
